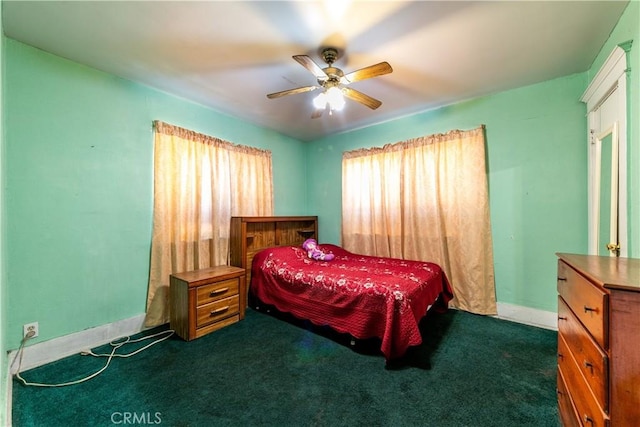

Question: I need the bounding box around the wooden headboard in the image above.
[229,216,318,308]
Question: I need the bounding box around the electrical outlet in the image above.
[23,322,39,339]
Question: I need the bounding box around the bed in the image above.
[250,243,453,361]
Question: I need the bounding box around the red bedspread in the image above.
[250,244,453,360]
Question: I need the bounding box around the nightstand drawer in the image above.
[196,295,240,328]
[558,297,609,411]
[196,278,239,306]
[557,260,608,348]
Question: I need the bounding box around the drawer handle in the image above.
[557,352,564,361]
[210,306,230,316]
[584,360,594,373]
[209,287,229,297]
[583,414,594,426]
[584,306,597,314]
[557,277,567,282]
[558,316,567,321]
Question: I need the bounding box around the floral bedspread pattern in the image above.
[250,244,453,360]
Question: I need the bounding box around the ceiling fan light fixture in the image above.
[326,87,345,111]
[312,89,346,112]
[314,86,345,112]
[313,92,327,109]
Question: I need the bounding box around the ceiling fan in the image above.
[266,47,393,118]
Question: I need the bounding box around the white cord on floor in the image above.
[13,329,174,387]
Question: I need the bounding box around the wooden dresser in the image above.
[170,265,246,341]
[556,253,640,427]
[229,216,318,307]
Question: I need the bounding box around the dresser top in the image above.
[557,253,640,292]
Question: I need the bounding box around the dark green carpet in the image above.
[12,308,559,427]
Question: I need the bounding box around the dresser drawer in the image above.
[558,333,609,427]
[196,278,239,306]
[558,297,609,411]
[557,260,609,348]
[557,367,581,427]
[196,295,240,328]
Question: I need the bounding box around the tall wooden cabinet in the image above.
[229,216,318,308]
[556,253,640,427]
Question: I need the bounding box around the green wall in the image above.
[306,73,589,313]
[3,39,308,350]
[0,3,6,424]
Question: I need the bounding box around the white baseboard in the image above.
[7,314,147,375]
[495,302,558,330]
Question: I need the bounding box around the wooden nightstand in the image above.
[170,265,245,341]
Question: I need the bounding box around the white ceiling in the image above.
[2,1,629,142]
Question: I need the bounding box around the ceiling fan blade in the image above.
[293,55,327,80]
[342,87,382,110]
[266,85,319,99]
[342,62,393,84]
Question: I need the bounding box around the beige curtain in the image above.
[145,121,273,327]
[342,126,496,315]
